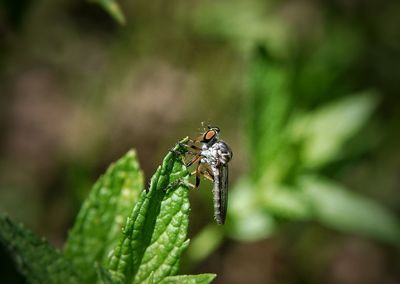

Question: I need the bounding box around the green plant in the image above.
[92,0,126,25]
[185,45,400,266]
[0,138,216,284]
[226,48,400,244]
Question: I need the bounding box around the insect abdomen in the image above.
[212,165,228,225]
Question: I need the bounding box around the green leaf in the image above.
[91,0,126,25]
[160,274,217,284]
[227,178,276,241]
[295,26,364,101]
[299,176,400,245]
[291,93,378,168]
[97,265,121,284]
[184,224,224,269]
[64,150,144,282]
[260,184,311,221]
[248,49,291,179]
[107,138,192,283]
[0,215,81,284]
[190,1,289,55]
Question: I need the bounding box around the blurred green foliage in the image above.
[206,55,399,247]
[1,0,400,283]
[182,0,400,267]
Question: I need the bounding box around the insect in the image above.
[184,125,233,225]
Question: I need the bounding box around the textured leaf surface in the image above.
[97,265,122,284]
[160,274,217,284]
[107,138,191,283]
[64,150,144,282]
[0,215,81,284]
[92,0,126,25]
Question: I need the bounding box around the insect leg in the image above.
[189,145,202,151]
[178,141,202,151]
[201,171,214,182]
[195,162,202,189]
[186,154,201,167]
[163,178,196,192]
[204,166,215,179]
[200,165,214,182]
[188,162,202,189]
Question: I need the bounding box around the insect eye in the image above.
[204,130,216,141]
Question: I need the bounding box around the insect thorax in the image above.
[201,140,232,166]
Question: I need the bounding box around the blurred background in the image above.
[0,0,399,283]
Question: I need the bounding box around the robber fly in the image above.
[184,125,233,225]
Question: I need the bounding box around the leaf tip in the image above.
[92,0,127,26]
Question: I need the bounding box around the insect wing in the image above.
[220,164,229,224]
[214,164,229,225]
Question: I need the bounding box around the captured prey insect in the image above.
[182,125,233,225]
